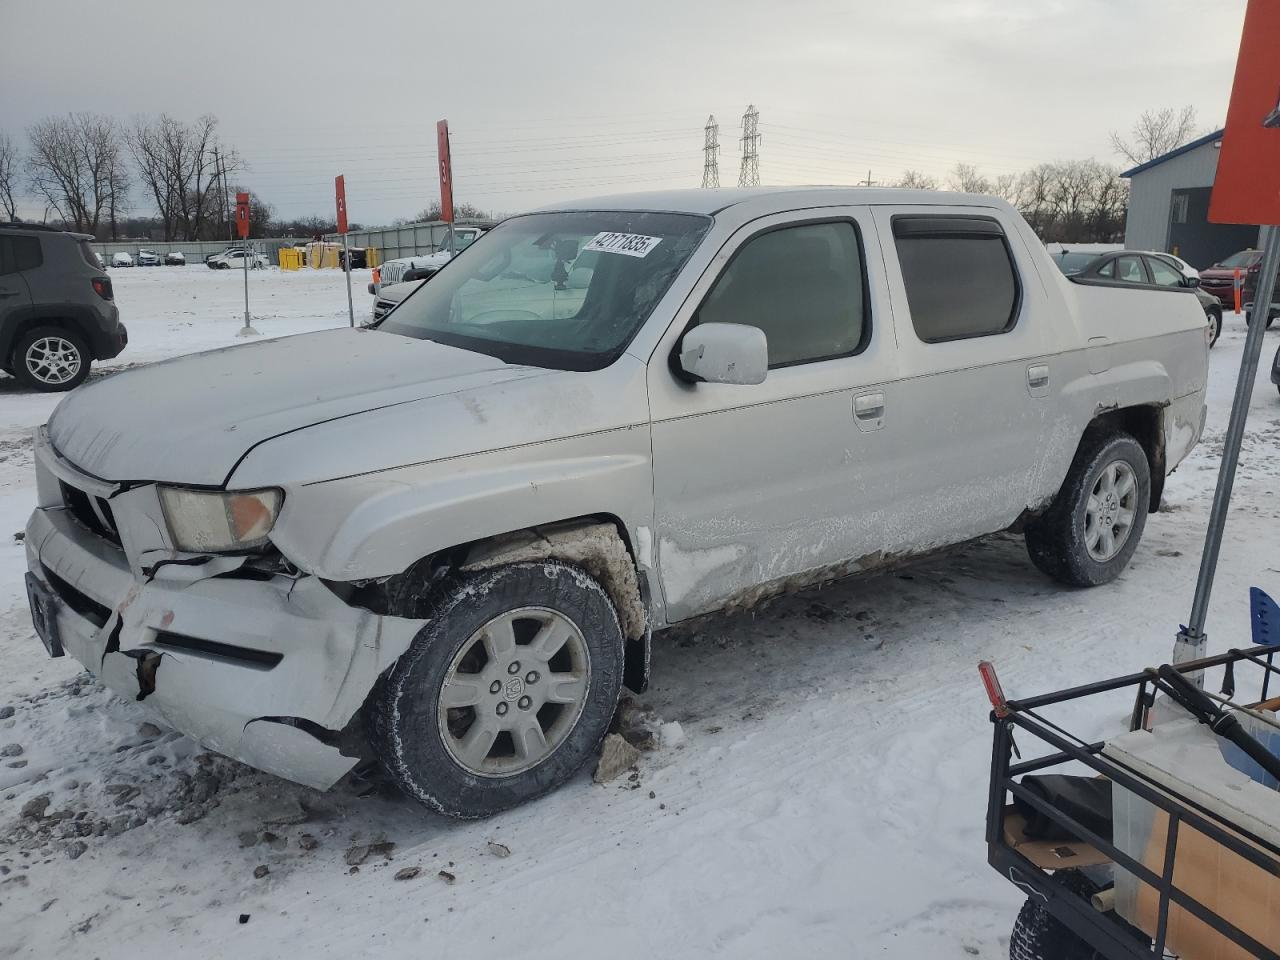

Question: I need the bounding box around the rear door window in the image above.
[1115,255,1147,283]
[891,216,1019,342]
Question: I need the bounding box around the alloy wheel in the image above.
[437,606,591,777]
[24,336,82,386]
[1084,460,1138,562]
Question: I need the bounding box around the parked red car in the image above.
[1198,249,1278,326]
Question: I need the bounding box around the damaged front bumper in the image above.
[24,434,425,790]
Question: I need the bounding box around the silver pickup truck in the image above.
[24,188,1209,817]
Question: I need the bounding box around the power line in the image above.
[738,105,760,188]
[701,115,720,188]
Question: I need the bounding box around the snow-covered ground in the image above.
[0,268,1277,959]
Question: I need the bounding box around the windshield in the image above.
[379,210,711,370]
[1217,250,1261,268]
[1052,252,1097,275]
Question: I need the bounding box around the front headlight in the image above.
[158,487,283,553]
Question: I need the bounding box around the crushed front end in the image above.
[22,426,424,790]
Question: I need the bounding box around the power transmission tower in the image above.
[738,104,760,187]
[701,115,720,188]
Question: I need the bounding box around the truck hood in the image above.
[378,279,425,304]
[47,328,550,486]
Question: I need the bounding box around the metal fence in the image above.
[94,237,307,265]
[323,218,494,262]
[93,216,495,266]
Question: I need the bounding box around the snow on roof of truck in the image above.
[536,186,1011,217]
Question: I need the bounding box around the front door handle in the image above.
[853,391,885,432]
[0,289,21,298]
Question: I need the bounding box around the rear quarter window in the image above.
[78,240,103,269]
[12,235,43,272]
[891,216,1020,343]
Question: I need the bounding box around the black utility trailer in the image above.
[986,641,1280,959]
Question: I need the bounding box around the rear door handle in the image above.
[853,391,885,431]
[1027,364,1050,398]
[0,290,20,298]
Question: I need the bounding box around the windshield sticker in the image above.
[583,232,663,258]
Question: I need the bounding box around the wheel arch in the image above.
[344,513,653,694]
[1,309,96,365]
[1080,403,1165,512]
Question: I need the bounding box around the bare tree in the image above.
[896,169,939,190]
[415,200,491,221]
[1015,164,1057,236]
[991,173,1021,205]
[104,147,130,240]
[1007,159,1126,243]
[1109,106,1198,166]
[127,114,180,239]
[127,113,237,241]
[26,113,128,235]
[947,162,991,194]
[0,133,19,220]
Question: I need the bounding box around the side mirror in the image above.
[1182,275,1201,288]
[678,322,768,385]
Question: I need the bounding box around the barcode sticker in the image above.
[582,232,663,258]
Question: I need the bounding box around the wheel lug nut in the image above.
[507,661,521,674]
[489,680,502,694]
[526,671,539,684]
[518,696,532,710]
[496,702,508,716]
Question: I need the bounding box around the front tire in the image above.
[12,326,91,392]
[369,561,625,818]
[1206,307,1222,347]
[1025,431,1151,586]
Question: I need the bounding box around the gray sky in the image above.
[0,0,1248,226]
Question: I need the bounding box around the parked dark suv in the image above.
[0,223,128,391]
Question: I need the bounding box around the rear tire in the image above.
[369,560,625,818]
[1025,431,1151,586]
[11,326,91,392]
[1206,307,1222,347]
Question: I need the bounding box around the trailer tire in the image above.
[1025,431,1150,587]
[1009,871,1146,960]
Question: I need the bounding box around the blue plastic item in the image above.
[1252,586,1280,646]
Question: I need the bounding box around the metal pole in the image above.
[342,232,355,327]
[238,242,259,338]
[1175,223,1280,669]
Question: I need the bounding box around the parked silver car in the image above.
[24,188,1208,817]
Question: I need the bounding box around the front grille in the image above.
[373,298,396,320]
[60,481,122,547]
[381,263,407,285]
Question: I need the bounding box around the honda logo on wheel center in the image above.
[503,677,525,701]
